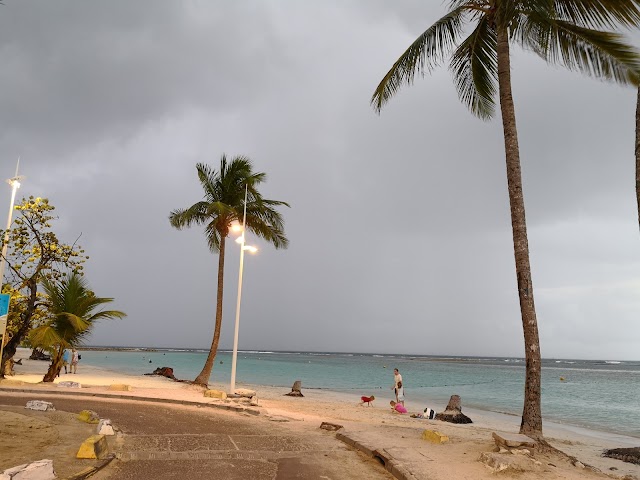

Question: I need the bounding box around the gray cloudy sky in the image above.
[0,1,638,361]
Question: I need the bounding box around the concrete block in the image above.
[3,459,55,479]
[25,401,55,412]
[204,389,227,399]
[97,419,115,435]
[77,410,100,424]
[421,430,449,444]
[76,435,109,459]
[234,388,256,397]
[57,381,81,388]
[108,384,132,391]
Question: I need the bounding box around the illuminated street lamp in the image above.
[229,184,257,394]
[0,161,24,373]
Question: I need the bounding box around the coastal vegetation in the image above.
[0,197,88,376]
[371,0,640,438]
[29,272,126,382]
[169,155,289,387]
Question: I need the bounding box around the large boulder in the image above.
[603,447,640,465]
[435,395,472,424]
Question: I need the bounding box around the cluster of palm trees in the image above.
[372,0,640,439]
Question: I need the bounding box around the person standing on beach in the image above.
[62,349,70,374]
[392,368,402,403]
[71,348,79,374]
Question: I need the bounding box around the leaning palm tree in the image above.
[373,1,640,438]
[170,155,289,387]
[29,272,126,382]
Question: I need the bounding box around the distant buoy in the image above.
[149,360,152,363]
[383,365,387,368]
[220,361,223,364]
[560,377,565,381]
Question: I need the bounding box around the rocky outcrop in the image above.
[435,395,472,424]
[147,366,176,379]
[603,447,640,465]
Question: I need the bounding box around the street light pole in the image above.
[230,184,248,394]
[0,160,24,374]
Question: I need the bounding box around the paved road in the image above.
[0,394,392,480]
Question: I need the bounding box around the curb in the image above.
[336,432,419,480]
[0,387,261,416]
[63,453,115,480]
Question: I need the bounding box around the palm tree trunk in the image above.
[43,346,64,383]
[635,87,640,231]
[497,28,543,438]
[194,236,226,387]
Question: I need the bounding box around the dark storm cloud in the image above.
[0,1,638,361]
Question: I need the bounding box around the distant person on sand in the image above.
[396,381,405,407]
[62,349,70,374]
[390,400,407,414]
[392,368,402,402]
[71,348,79,374]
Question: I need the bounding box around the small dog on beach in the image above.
[359,395,375,406]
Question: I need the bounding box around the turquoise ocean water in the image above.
[78,348,640,439]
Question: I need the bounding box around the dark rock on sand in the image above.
[603,447,640,465]
[285,380,304,397]
[435,394,473,424]
[145,367,176,380]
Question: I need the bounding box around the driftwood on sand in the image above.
[144,366,188,383]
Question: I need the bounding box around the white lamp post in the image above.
[229,184,257,394]
[0,160,24,372]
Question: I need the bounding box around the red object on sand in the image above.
[361,395,374,406]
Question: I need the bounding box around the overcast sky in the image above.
[0,1,638,361]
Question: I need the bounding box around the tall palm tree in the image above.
[29,272,126,382]
[170,155,289,387]
[372,1,640,438]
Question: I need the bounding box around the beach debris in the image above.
[25,400,55,411]
[57,381,81,388]
[421,429,449,444]
[435,395,472,424]
[204,389,227,400]
[76,434,109,459]
[97,419,115,436]
[29,348,51,362]
[2,459,55,480]
[145,366,176,379]
[77,410,100,424]
[285,380,304,397]
[603,447,640,465]
[250,395,259,406]
[320,422,343,431]
[108,383,132,391]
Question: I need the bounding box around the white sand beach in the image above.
[1,348,638,480]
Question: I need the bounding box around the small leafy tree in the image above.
[29,272,126,382]
[0,197,87,375]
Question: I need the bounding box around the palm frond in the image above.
[372,6,467,112]
[450,16,498,119]
[553,0,640,28]
[524,17,640,85]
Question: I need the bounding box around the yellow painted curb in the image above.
[77,410,100,424]
[204,389,227,399]
[108,383,132,391]
[76,434,109,459]
[421,430,449,444]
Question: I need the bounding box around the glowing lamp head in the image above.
[229,221,243,233]
[235,235,244,244]
[243,245,258,254]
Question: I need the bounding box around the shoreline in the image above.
[2,348,639,479]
